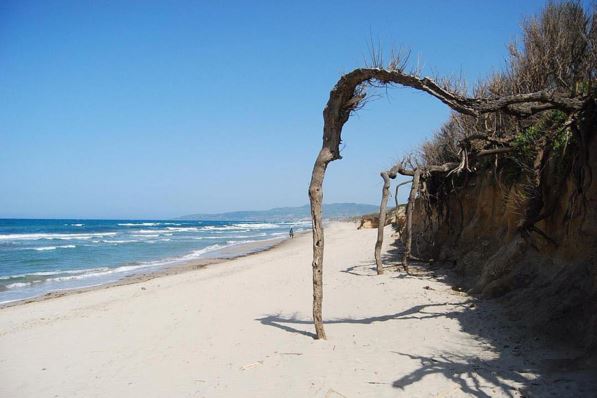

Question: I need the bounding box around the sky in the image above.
[0,0,581,219]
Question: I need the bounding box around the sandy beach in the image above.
[0,222,594,397]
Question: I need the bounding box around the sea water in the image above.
[0,219,309,304]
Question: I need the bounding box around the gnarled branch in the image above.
[395,180,411,209]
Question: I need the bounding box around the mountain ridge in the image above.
[177,203,378,222]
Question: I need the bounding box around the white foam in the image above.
[117,222,160,227]
[6,282,31,289]
[198,223,280,232]
[225,239,258,245]
[117,222,181,227]
[200,225,249,232]
[46,264,154,282]
[0,232,117,241]
[234,223,279,229]
[33,245,76,251]
[34,246,56,251]
[101,239,139,244]
[0,269,98,280]
[132,229,177,235]
[193,233,267,240]
[3,263,158,288]
[165,227,200,232]
[179,236,280,260]
[180,244,226,260]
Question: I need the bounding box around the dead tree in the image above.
[374,164,402,274]
[374,172,411,274]
[395,180,411,209]
[308,66,585,339]
[374,171,392,275]
[403,169,422,271]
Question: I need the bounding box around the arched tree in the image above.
[308,65,585,339]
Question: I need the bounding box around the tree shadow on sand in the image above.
[257,299,596,396]
[340,263,377,277]
[391,351,532,398]
[340,260,397,277]
[256,302,470,340]
[257,246,597,396]
[341,258,412,277]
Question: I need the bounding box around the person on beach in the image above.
[289,228,294,238]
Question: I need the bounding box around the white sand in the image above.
[0,222,593,397]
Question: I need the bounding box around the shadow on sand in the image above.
[257,238,597,396]
[391,351,532,398]
[256,301,470,340]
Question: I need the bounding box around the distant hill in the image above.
[177,203,378,222]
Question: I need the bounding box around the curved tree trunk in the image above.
[395,180,411,209]
[309,65,585,339]
[404,169,422,271]
[374,171,392,274]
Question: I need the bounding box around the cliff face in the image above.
[410,113,597,349]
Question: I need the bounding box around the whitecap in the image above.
[101,239,139,244]
[117,222,160,227]
[165,227,200,232]
[34,246,57,251]
[6,282,32,289]
[0,232,117,241]
[33,244,76,251]
[233,223,279,229]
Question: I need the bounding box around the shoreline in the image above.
[2,221,592,397]
[0,231,307,309]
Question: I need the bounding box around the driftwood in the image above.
[308,66,586,339]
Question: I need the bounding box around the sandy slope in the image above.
[0,222,594,397]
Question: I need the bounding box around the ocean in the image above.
[0,219,310,304]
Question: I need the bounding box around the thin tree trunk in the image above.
[308,147,333,340]
[375,176,413,274]
[394,179,413,215]
[395,180,411,209]
[374,172,392,274]
[404,169,421,271]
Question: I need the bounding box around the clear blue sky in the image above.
[0,0,576,219]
